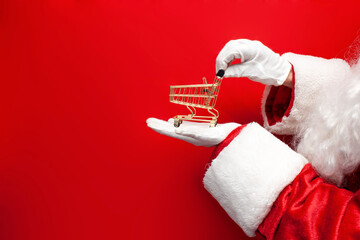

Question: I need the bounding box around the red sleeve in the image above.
[257,164,360,239]
[264,65,295,126]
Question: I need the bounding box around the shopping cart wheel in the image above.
[210,121,217,128]
[174,119,182,128]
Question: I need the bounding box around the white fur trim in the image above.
[203,123,308,237]
[262,53,350,135]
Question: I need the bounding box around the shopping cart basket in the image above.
[169,70,225,127]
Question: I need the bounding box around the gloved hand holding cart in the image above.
[148,39,293,144]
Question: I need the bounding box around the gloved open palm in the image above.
[146,118,240,147]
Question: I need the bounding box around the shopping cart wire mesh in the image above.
[169,70,224,127]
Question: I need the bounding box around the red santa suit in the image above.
[203,53,360,239]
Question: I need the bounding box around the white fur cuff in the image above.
[203,123,308,237]
[262,53,350,135]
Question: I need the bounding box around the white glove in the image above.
[146,118,240,147]
[216,39,291,86]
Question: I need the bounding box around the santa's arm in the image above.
[258,163,360,239]
[262,53,350,135]
[204,123,360,239]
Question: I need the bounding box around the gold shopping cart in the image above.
[169,70,224,127]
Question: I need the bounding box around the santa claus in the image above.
[147,38,360,239]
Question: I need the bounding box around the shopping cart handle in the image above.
[216,69,225,78]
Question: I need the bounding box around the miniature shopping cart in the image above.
[169,70,224,128]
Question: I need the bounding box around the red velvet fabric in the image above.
[265,65,295,126]
[257,164,360,239]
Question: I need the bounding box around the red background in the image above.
[0,0,359,239]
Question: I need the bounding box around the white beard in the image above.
[296,58,360,186]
